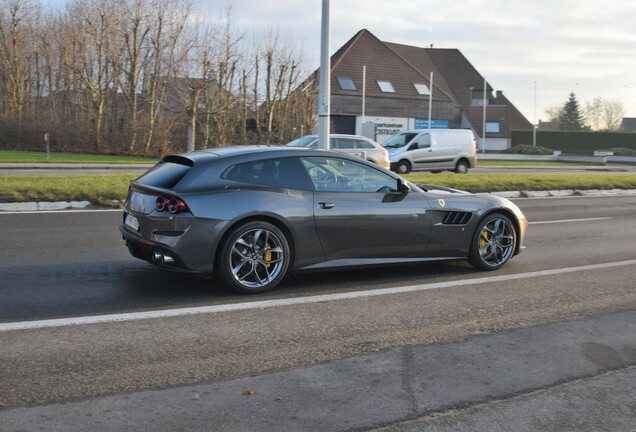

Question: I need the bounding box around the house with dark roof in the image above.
[621,118,636,132]
[308,29,532,150]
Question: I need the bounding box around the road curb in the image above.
[0,200,117,212]
[2,190,636,212]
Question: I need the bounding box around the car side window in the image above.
[224,158,313,190]
[300,156,397,193]
[356,139,374,149]
[415,134,431,148]
[338,138,355,149]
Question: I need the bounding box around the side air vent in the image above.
[442,211,473,225]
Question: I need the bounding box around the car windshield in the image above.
[286,136,317,148]
[382,132,418,149]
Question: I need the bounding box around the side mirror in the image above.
[397,178,411,193]
[408,142,419,151]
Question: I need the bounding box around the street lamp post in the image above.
[532,81,537,147]
[317,0,331,149]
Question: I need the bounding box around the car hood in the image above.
[414,183,526,221]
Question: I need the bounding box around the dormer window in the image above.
[377,80,395,93]
[336,77,356,91]
[414,83,430,95]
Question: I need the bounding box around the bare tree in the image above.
[250,28,309,144]
[201,6,243,148]
[111,0,152,153]
[601,99,625,131]
[544,104,564,123]
[0,0,39,127]
[0,0,313,153]
[584,98,603,131]
[584,97,625,131]
[64,0,120,151]
[141,0,191,153]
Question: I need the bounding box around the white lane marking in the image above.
[529,217,611,225]
[1,259,634,332]
[0,209,121,215]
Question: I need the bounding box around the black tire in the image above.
[218,221,290,294]
[455,159,469,174]
[396,160,411,174]
[468,213,516,270]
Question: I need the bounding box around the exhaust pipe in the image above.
[152,251,175,265]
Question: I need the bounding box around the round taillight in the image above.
[168,197,187,214]
[155,196,168,212]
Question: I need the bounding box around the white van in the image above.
[382,129,477,174]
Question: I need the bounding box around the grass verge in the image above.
[1,173,636,206]
[0,174,136,206]
[404,173,636,193]
[0,150,157,164]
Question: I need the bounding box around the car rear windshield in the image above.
[286,136,317,148]
[136,160,191,189]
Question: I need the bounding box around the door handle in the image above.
[319,202,335,209]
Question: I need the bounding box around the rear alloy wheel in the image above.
[396,160,411,174]
[468,213,516,270]
[219,221,290,294]
[455,159,469,174]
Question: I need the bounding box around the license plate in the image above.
[125,213,140,231]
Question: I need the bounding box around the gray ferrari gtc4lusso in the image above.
[120,146,528,294]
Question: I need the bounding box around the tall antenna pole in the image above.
[362,65,366,124]
[428,72,433,128]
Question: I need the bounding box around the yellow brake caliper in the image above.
[264,243,272,268]
[479,229,488,256]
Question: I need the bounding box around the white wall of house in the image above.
[484,138,509,151]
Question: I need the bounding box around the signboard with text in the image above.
[357,117,408,144]
[414,118,449,129]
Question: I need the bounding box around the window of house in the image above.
[377,80,396,93]
[485,122,501,133]
[413,83,430,95]
[336,77,356,91]
[471,88,485,106]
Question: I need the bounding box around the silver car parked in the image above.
[286,134,390,169]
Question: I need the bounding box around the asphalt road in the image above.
[0,195,635,431]
[0,162,635,176]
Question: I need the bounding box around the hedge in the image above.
[511,130,636,154]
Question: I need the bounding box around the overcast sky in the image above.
[210,0,636,123]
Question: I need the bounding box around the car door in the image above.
[300,156,431,260]
[408,132,443,170]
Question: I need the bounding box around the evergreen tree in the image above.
[558,93,586,131]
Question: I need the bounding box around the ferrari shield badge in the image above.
[438,199,446,208]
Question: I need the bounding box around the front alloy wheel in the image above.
[219,222,290,294]
[468,213,516,270]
